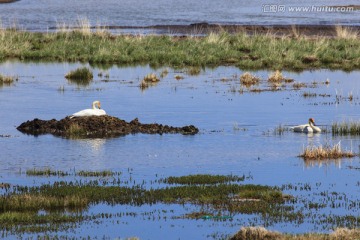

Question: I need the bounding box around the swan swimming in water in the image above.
[70,100,106,118]
[291,118,321,133]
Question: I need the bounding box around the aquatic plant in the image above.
[175,75,184,80]
[0,74,16,86]
[268,70,285,83]
[160,68,169,78]
[163,174,245,185]
[77,170,116,177]
[139,73,160,90]
[302,92,317,98]
[299,142,355,160]
[143,73,159,83]
[240,72,260,87]
[65,67,93,84]
[273,124,289,135]
[292,82,306,90]
[26,168,68,177]
[332,121,360,135]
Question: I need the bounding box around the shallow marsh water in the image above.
[1,61,360,238]
[0,0,359,32]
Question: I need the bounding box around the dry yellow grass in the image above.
[268,70,286,83]
[143,73,159,83]
[231,227,360,240]
[139,73,160,90]
[299,142,355,160]
[240,72,260,87]
[0,74,15,84]
[335,25,359,40]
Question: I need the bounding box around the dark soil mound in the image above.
[17,115,199,138]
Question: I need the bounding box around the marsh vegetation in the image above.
[332,121,360,136]
[0,26,359,70]
[299,142,355,160]
[65,67,93,85]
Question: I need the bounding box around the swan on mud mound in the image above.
[70,100,106,118]
[291,118,321,133]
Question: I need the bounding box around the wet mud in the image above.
[17,115,199,138]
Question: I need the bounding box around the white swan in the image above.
[70,100,106,118]
[291,118,321,133]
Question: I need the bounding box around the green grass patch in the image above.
[26,168,68,177]
[77,170,116,177]
[332,121,360,135]
[65,67,93,85]
[0,29,359,70]
[163,174,245,185]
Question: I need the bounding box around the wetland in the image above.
[1,57,360,238]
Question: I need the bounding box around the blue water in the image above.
[1,61,360,238]
[0,0,359,32]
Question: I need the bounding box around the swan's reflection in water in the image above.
[75,138,107,153]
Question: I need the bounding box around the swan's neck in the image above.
[92,102,100,109]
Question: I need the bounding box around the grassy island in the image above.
[0,26,359,70]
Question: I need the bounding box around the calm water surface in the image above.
[0,0,359,32]
[1,61,360,238]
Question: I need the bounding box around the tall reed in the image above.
[332,121,360,135]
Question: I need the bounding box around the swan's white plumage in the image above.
[291,118,321,133]
[70,101,106,118]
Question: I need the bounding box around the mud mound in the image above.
[17,115,199,138]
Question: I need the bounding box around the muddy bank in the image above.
[17,115,199,138]
[0,0,18,3]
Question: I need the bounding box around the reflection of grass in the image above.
[332,121,360,135]
[299,143,355,160]
[0,28,359,70]
[185,67,201,76]
[274,124,289,135]
[66,123,87,137]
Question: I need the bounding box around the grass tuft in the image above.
[26,168,68,177]
[335,25,359,40]
[240,72,260,87]
[139,73,160,90]
[231,226,281,240]
[65,67,93,85]
[163,174,245,185]
[332,121,360,135]
[299,142,355,160]
[0,74,16,86]
[268,70,285,83]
